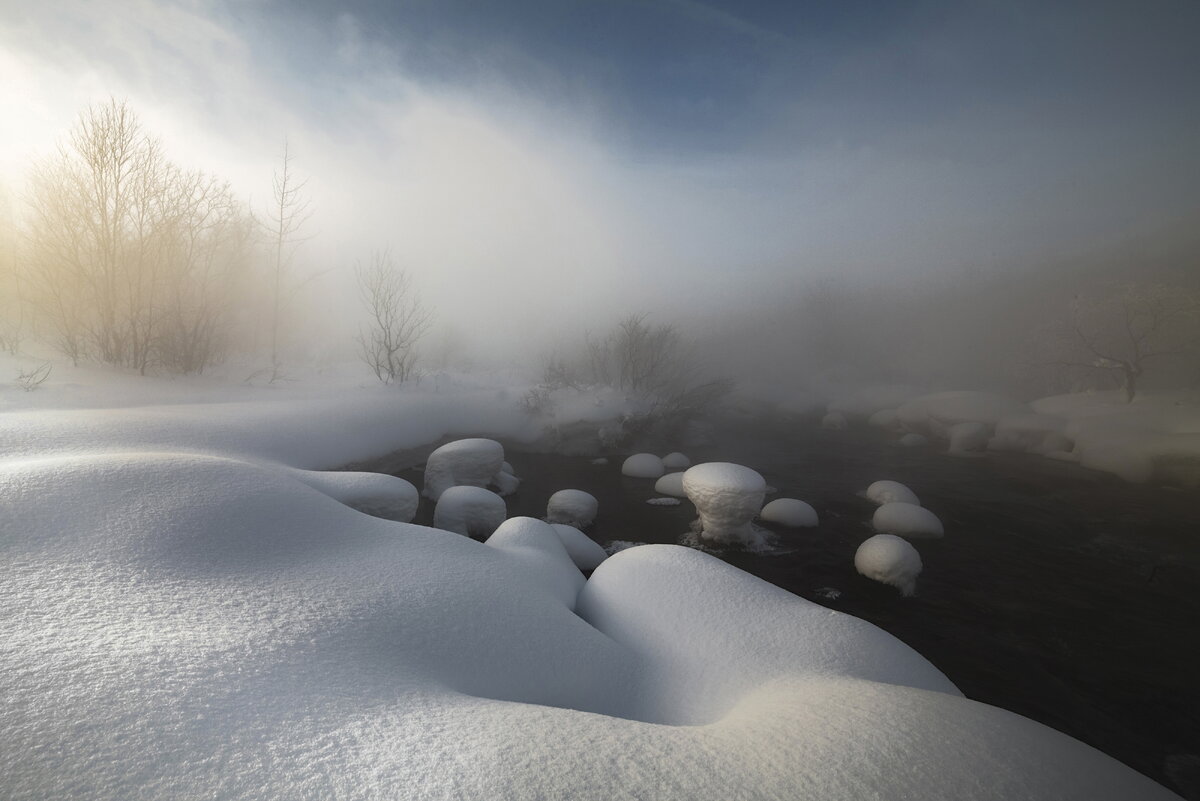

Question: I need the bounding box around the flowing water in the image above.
[368,415,1200,799]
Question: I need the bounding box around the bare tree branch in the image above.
[354,250,432,384]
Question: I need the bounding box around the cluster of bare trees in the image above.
[21,100,253,373]
[0,188,23,356]
[0,99,434,385]
[582,313,692,394]
[525,312,733,430]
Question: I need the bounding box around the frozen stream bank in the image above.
[367,416,1200,800]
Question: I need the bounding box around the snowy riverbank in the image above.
[0,361,1184,799]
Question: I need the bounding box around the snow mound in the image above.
[485,517,585,610]
[654,471,687,497]
[827,384,923,420]
[868,408,902,430]
[898,432,928,447]
[821,411,848,430]
[423,437,517,500]
[433,485,507,539]
[493,470,521,495]
[866,480,920,507]
[0,401,1180,799]
[855,534,923,596]
[646,497,681,506]
[759,498,819,527]
[949,421,991,453]
[549,523,608,572]
[896,391,1027,440]
[500,460,515,474]
[291,469,419,522]
[682,462,768,547]
[622,453,665,479]
[990,413,1071,454]
[661,451,691,469]
[1028,391,1200,486]
[873,502,944,538]
[546,489,599,528]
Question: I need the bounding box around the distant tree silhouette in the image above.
[355,251,431,384]
[1047,283,1200,402]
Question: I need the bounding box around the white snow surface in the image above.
[290,469,420,522]
[484,517,586,610]
[855,534,923,596]
[989,413,1071,454]
[682,462,768,547]
[896,391,1027,439]
[654,471,687,497]
[621,452,665,479]
[759,498,819,527]
[661,451,691,469]
[646,497,682,506]
[433,485,508,538]
[549,523,608,572]
[423,437,516,500]
[867,408,901,430]
[1028,390,1200,486]
[0,365,1180,800]
[873,502,945,539]
[948,420,991,453]
[820,411,848,430]
[546,489,599,528]
[866,480,920,507]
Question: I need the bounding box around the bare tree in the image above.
[355,251,431,384]
[156,172,255,374]
[0,183,23,355]
[610,313,689,394]
[26,100,148,366]
[264,140,312,371]
[25,99,253,373]
[15,362,52,391]
[1046,283,1200,402]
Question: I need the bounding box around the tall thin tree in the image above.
[264,140,311,370]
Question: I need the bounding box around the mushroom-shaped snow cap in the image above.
[760,498,818,527]
[422,438,509,501]
[433,485,507,539]
[682,462,767,547]
[546,489,599,528]
[855,534,923,596]
[622,453,665,479]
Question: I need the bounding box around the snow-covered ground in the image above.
[825,380,1200,488]
[0,359,1182,799]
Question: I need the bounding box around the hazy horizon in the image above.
[2,0,1199,366]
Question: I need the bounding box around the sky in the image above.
[1,0,1199,354]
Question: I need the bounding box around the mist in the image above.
[2,0,1199,392]
[7,4,1200,798]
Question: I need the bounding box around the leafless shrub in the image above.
[1039,283,1200,402]
[16,362,52,391]
[520,385,554,416]
[525,312,734,431]
[355,251,431,384]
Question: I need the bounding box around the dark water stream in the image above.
[367,414,1200,799]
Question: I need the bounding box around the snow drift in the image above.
[0,376,1180,800]
[855,534,923,596]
